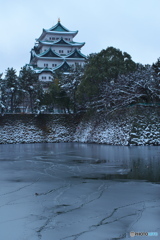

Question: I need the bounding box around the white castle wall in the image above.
[30,22,86,81]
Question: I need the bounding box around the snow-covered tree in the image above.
[152,58,160,76]
[41,65,84,113]
[76,47,137,109]
[0,73,5,114]
[4,68,19,113]
[41,76,71,114]
[77,58,160,113]
[58,64,84,113]
[19,66,43,113]
[100,65,160,111]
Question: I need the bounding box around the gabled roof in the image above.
[29,66,55,74]
[49,22,70,32]
[25,64,49,74]
[38,38,85,47]
[38,68,54,74]
[30,48,62,64]
[37,21,78,41]
[66,49,86,59]
[38,48,62,58]
[54,61,71,72]
[53,38,85,47]
[54,37,70,45]
[30,47,86,63]
[29,60,71,74]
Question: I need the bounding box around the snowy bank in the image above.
[0,106,160,145]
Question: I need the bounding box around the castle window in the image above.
[59,50,64,53]
[44,63,48,67]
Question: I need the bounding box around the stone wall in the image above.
[0,106,160,145]
[0,114,81,144]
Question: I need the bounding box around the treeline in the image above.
[0,66,42,113]
[0,47,160,114]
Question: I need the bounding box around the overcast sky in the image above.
[1,0,160,74]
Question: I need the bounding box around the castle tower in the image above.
[29,20,86,82]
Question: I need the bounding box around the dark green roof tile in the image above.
[66,49,86,59]
[50,22,69,32]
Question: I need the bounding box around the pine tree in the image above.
[58,64,84,113]
[4,68,18,113]
[0,73,5,113]
[152,58,160,75]
[77,47,137,108]
[19,66,42,113]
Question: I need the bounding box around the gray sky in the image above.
[1,0,160,74]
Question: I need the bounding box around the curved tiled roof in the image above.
[53,61,71,71]
[38,48,62,58]
[31,61,71,74]
[66,49,86,59]
[38,38,85,47]
[48,22,71,32]
[38,68,54,74]
[37,22,78,41]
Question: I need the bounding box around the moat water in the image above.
[0,143,159,239]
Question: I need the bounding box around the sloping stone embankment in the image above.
[0,106,160,145]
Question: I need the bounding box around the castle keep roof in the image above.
[29,20,86,78]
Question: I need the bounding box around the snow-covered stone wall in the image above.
[0,106,160,145]
[0,114,79,144]
[73,106,160,145]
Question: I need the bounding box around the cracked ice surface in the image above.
[0,143,160,240]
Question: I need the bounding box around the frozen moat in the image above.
[0,143,160,240]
